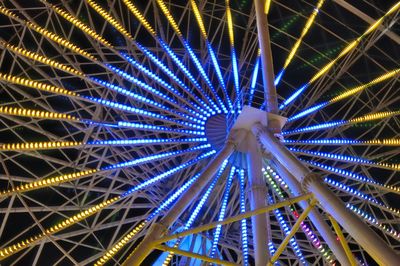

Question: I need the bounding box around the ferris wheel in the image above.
[0,0,400,265]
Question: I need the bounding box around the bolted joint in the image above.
[301,172,320,191]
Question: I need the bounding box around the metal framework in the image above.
[0,0,400,265]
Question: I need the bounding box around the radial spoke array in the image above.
[0,0,399,265]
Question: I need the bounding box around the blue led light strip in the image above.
[182,40,228,113]
[283,138,400,146]
[119,52,210,118]
[87,138,207,146]
[231,48,241,111]
[238,169,249,266]
[325,177,400,218]
[289,147,393,170]
[102,144,211,171]
[283,139,361,145]
[282,120,346,136]
[302,159,400,194]
[346,204,400,241]
[248,57,260,106]
[206,42,234,111]
[288,102,329,122]
[122,150,216,197]
[158,39,222,114]
[134,42,214,116]
[268,196,308,265]
[210,166,236,258]
[268,242,281,266]
[83,95,204,130]
[91,77,205,123]
[146,173,202,221]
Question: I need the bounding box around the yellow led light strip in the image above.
[330,68,400,103]
[282,0,325,70]
[0,196,119,260]
[161,238,182,266]
[0,41,84,77]
[94,221,147,265]
[122,0,156,36]
[0,169,97,197]
[348,111,400,124]
[308,1,400,84]
[42,0,113,48]
[0,73,79,97]
[156,0,183,37]
[225,0,235,46]
[86,0,134,40]
[0,141,82,151]
[364,139,400,146]
[0,106,79,121]
[265,0,272,14]
[190,0,208,39]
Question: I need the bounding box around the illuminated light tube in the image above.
[0,169,98,197]
[182,40,227,113]
[0,41,84,77]
[283,110,400,135]
[248,57,260,106]
[291,147,400,171]
[104,64,179,106]
[275,0,325,87]
[0,73,78,97]
[121,150,216,197]
[279,1,400,110]
[133,43,213,116]
[0,106,206,136]
[206,42,234,110]
[268,242,281,266]
[269,196,308,265]
[326,177,400,218]
[210,166,236,258]
[0,141,81,151]
[325,177,380,205]
[96,173,202,265]
[116,121,205,136]
[42,0,113,48]
[84,95,205,129]
[155,0,224,112]
[103,144,211,171]
[225,0,241,111]
[0,138,207,151]
[86,0,133,40]
[157,38,221,113]
[191,0,232,110]
[283,138,400,146]
[288,102,329,121]
[118,53,206,120]
[190,0,233,113]
[0,106,79,121]
[122,0,156,35]
[87,0,212,115]
[302,159,400,194]
[0,196,120,260]
[238,169,249,266]
[346,204,400,241]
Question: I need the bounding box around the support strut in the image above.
[247,134,269,265]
